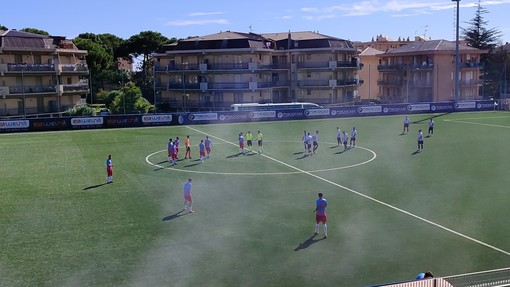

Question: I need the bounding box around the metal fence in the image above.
[369,267,510,287]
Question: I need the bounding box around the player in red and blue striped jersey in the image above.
[314,192,328,238]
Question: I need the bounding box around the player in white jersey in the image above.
[349,127,357,148]
[417,129,424,151]
[342,131,349,150]
[336,127,342,146]
[306,133,313,155]
[312,130,319,154]
[428,119,434,136]
[403,116,410,134]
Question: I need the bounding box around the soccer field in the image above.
[1,112,510,286]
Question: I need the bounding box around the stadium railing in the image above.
[367,267,510,287]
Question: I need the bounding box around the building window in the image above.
[307,73,311,78]
[307,89,312,96]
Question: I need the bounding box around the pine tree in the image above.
[462,0,501,51]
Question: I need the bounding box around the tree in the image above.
[21,28,50,36]
[462,0,502,99]
[0,24,7,30]
[121,31,172,101]
[462,0,501,52]
[110,82,153,114]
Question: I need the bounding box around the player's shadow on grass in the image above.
[184,160,203,167]
[226,152,244,158]
[293,151,305,155]
[411,150,422,155]
[335,149,348,154]
[296,153,310,160]
[294,234,326,251]
[162,210,189,221]
[82,183,108,190]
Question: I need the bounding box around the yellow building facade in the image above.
[0,30,89,117]
[153,31,362,111]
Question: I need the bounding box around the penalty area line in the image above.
[187,125,510,257]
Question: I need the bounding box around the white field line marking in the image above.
[444,119,510,129]
[187,126,510,256]
[145,142,376,175]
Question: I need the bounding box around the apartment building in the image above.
[376,39,486,103]
[153,31,361,111]
[0,30,89,117]
[358,47,384,102]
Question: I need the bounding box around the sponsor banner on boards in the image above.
[71,117,104,127]
[31,118,69,130]
[105,116,142,127]
[142,114,172,124]
[304,109,330,117]
[357,106,382,114]
[0,120,30,132]
[330,107,358,117]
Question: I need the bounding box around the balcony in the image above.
[9,85,56,94]
[460,79,484,86]
[166,62,253,72]
[259,63,290,70]
[58,63,89,73]
[166,81,274,91]
[297,61,359,70]
[6,63,56,72]
[378,79,403,86]
[377,64,404,72]
[460,62,483,69]
[297,79,358,88]
[60,84,89,93]
[408,80,433,87]
[410,63,434,71]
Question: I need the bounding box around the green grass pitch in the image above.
[1,112,510,286]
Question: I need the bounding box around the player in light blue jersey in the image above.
[204,136,213,158]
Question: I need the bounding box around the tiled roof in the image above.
[181,31,267,42]
[384,39,481,54]
[1,29,50,49]
[360,47,384,56]
[261,31,334,41]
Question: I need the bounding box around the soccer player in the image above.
[204,136,213,158]
[168,138,177,165]
[238,132,245,154]
[403,116,410,134]
[428,119,434,136]
[245,131,253,152]
[350,127,357,148]
[184,135,192,159]
[417,129,424,151]
[342,130,349,151]
[106,155,113,183]
[314,192,328,238]
[199,139,206,163]
[183,178,193,213]
[174,136,180,159]
[312,130,319,154]
[306,133,313,155]
[336,127,342,146]
[302,130,308,151]
[257,130,263,154]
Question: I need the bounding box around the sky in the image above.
[2,0,510,44]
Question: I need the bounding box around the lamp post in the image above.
[452,0,461,102]
[153,65,157,114]
[21,63,27,118]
